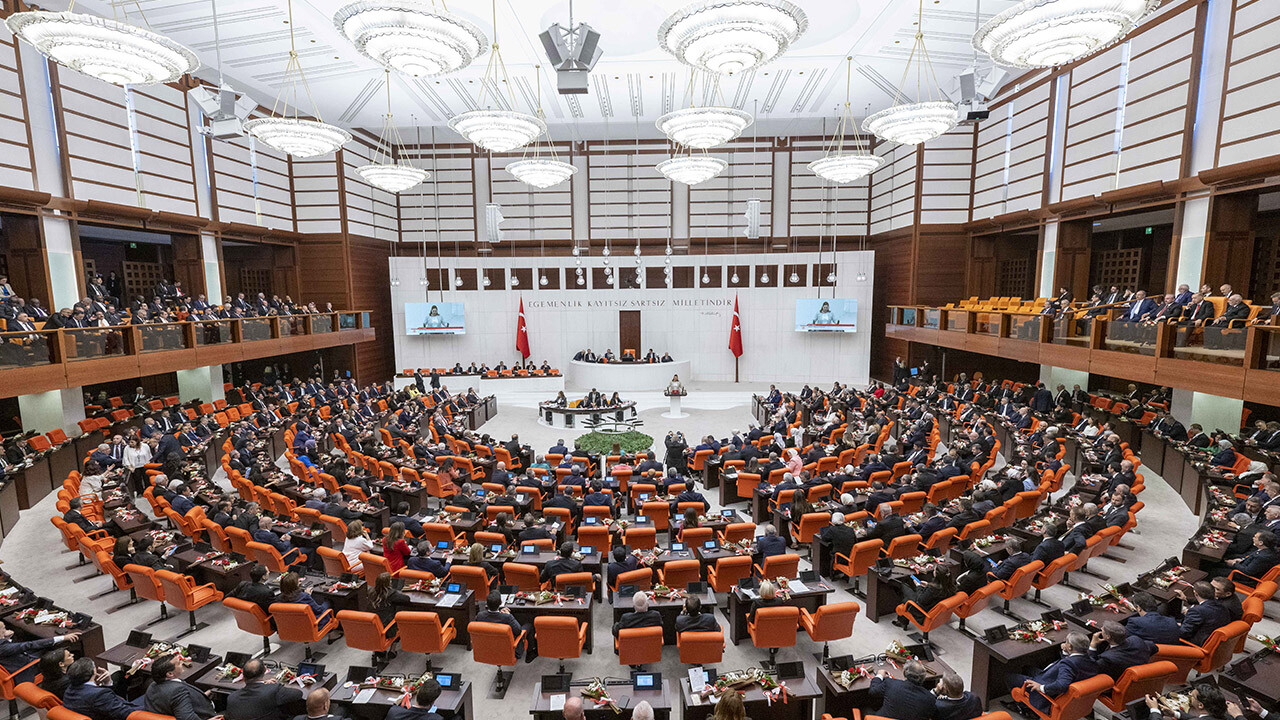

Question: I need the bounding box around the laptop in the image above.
[126,630,152,648]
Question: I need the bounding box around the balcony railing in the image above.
[885,305,1280,405]
[0,312,375,399]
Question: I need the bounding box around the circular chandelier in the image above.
[355,71,428,192]
[506,158,576,188]
[656,106,753,149]
[6,10,198,86]
[244,118,352,158]
[809,154,884,184]
[973,0,1160,69]
[862,101,957,145]
[448,109,545,153]
[658,0,808,75]
[333,0,488,77]
[657,156,727,185]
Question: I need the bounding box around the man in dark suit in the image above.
[62,498,100,535]
[862,507,907,544]
[868,661,941,720]
[607,547,638,589]
[1177,581,1232,645]
[540,542,586,585]
[1029,383,1053,414]
[63,658,141,720]
[385,681,442,720]
[251,517,306,565]
[674,596,720,633]
[990,537,1033,581]
[612,591,662,637]
[145,654,217,720]
[1179,292,1215,325]
[544,486,581,521]
[1123,592,1181,645]
[756,524,787,559]
[816,513,860,573]
[1185,424,1212,449]
[1007,633,1099,712]
[1088,622,1154,680]
[225,659,304,720]
[390,503,424,537]
[229,565,278,614]
[1218,530,1280,585]
[1031,525,1066,566]
[1211,294,1251,327]
[475,591,533,660]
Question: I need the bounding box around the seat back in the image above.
[1000,560,1044,599]
[553,572,595,595]
[123,564,164,602]
[749,606,800,649]
[154,570,203,611]
[1108,661,1177,708]
[677,630,725,664]
[1152,644,1205,685]
[336,610,395,651]
[247,541,291,573]
[316,546,352,577]
[625,527,658,550]
[1053,674,1114,720]
[577,526,612,555]
[222,596,273,637]
[919,527,957,553]
[721,522,756,544]
[680,527,714,546]
[422,523,458,548]
[1033,554,1077,590]
[884,534,924,560]
[836,540,883,578]
[269,602,329,642]
[470,621,520,667]
[503,563,543,592]
[639,502,670,531]
[396,611,454,654]
[617,626,664,665]
[792,512,831,544]
[708,556,753,592]
[760,553,800,579]
[956,582,1004,619]
[805,602,859,642]
[449,565,492,596]
[1199,620,1249,673]
[14,682,59,711]
[224,526,253,556]
[534,616,586,660]
[661,560,701,591]
[615,568,653,592]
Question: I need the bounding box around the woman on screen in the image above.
[423,305,446,328]
[812,301,837,326]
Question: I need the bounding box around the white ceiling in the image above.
[85,0,1025,139]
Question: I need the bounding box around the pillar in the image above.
[202,233,223,305]
[1170,388,1243,436]
[1039,365,1089,395]
[176,366,225,405]
[19,388,86,437]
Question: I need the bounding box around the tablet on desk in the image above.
[703,540,719,550]
[584,517,600,525]
[632,672,659,691]
[226,651,252,669]
[671,542,686,551]
[580,546,597,556]
[489,544,504,554]
[445,582,462,593]
[776,662,804,680]
[297,662,324,677]
[436,541,452,550]
[521,545,538,554]
[435,673,458,689]
[542,674,570,693]
[126,630,152,648]
[721,509,736,517]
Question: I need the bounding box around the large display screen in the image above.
[795,298,857,333]
[406,302,466,335]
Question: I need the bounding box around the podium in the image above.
[663,392,688,419]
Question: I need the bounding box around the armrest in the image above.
[1227,569,1261,584]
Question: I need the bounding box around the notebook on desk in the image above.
[437,593,462,607]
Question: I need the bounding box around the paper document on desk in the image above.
[354,688,376,703]
[787,579,808,594]
[741,588,758,600]
[437,593,461,608]
[549,695,565,711]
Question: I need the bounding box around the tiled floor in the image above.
[2,381,1261,717]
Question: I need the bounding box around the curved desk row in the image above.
[566,359,691,391]
[393,374,564,395]
[538,401,638,429]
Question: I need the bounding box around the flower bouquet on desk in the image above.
[1249,634,1280,654]
[145,641,191,662]
[406,578,444,595]
[0,586,23,608]
[274,667,315,687]
[1009,619,1067,644]
[893,555,940,573]
[1207,506,1231,525]
[581,678,619,714]
[702,667,781,700]
[392,671,436,707]
[832,664,875,689]
[650,584,686,601]
[885,640,916,663]
[774,577,795,600]
[327,580,360,592]
[213,663,243,682]
[15,608,76,629]
[1150,566,1189,589]
[1193,529,1230,549]
[975,534,1007,550]
[1207,485,1237,510]
[1079,586,1137,614]
[608,519,630,532]
[632,548,667,568]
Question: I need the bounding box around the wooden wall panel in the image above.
[1116,4,1197,187]
[788,138,870,237]
[973,82,1051,220]
[1060,43,1125,200]
[868,143,917,234]
[0,34,35,192]
[1217,0,1280,166]
[688,139,773,240]
[349,235,392,383]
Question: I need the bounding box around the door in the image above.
[619,310,641,358]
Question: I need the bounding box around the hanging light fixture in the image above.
[6,2,198,87]
[511,273,520,286]
[657,70,752,148]
[789,269,799,283]
[447,0,544,152]
[657,154,727,185]
[358,71,430,192]
[539,273,548,286]
[760,268,770,283]
[862,0,957,146]
[731,271,740,284]
[482,274,491,287]
[454,274,463,287]
[505,66,577,188]
[244,0,351,157]
[973,0,1159,69]
[334,0,487,78]
[658,0,808,76]
[809,58,884,183]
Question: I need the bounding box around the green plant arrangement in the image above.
[574,431,654,455]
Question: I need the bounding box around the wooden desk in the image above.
[330,675,472,720]
[171,549,253,593]
[1140,430,1167,484]
[506,593,594,653]
[817,653,954,719]
[725,580,835,643]
[970,624,1071,705]
[680,672,820,720]
[1221,651,1280,707]
[1181,529,1232,570]
[2,609,106,660]
[399,588,477,647]
[193,666,338,710]
[610,588,716,645]
[865,559,959,623]
[97,641,220,682]
[531,679,672,720]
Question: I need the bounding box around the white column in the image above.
[1039,365,1089,394]
[202,233,223,305]
[19,388,86,436]
[571,151,589,247]
[43,216,81,310]
[771,144,789,240]
[176,366,226,405]
[1038,222,1059,298]
[473,156,491,246]
[672,183,690,246]
[1170,388,1243,435]
[1175,195,1209,287]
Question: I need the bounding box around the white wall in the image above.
[389,251,873,386]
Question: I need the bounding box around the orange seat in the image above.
[1196,620,1249,673]
[155,569,224,635]
[834,540,883,594]
[1099,661,1177,712]
[996,560,1044,613]
[316,546,353,578]
[679,527,714,546]
[754,553,800,580]
[122,564,169,623]
[14,682,60,713]
[955,581,1004,633]
[800,601,860,658]
[396,611,456,657]
[897,592,966,645]
[613,568,653,593]
[336,610,399,667]
[247,541,305,573]
[534,616,589,674]
[883,534,924,560]
[470,621,526,694]
[790,512,831,545]
[269,602,339,661]
[222,596,276,656]
[1152,643,1205,685]
[357,552,398,585]
[720,522,756,544]
[625,526,658,551]
[1032,554,1077,601]
[1010,673,1112,720]
[503,563,544,592]
[577,526,612,555]
[660,560,701,591]
[616,626,663,666]
[449,565,493,597]
[677,629,725,665]
[707,556,753,593]
[553,572,595,596]
[748,605,800,665]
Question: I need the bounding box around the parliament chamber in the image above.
[2,1,1280,720]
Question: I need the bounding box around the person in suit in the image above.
[1119,291,1156,323]
[862,507,907,544]
[756,524,787,559]
[1177,581,1232,645]
[62,658,141,720]
[225,659,305,720]
[815,513,860,575]
[934,672,982,720]
[607,547,638,590]
[990,537,1034,581]
[1185,424,1212,449]
[476,590,534,660]
[1216,530,1280,585]
[0,627,79,684]
[384,680,442,720]
[1031,525,1066,566]
[868,661,940,720]
[1088,621,1154,679]
[229,565,278,614]
[252,517,306,565]
[1211,440,1239,469]
[1008,633,1099,712]
[1122,591,1181,645]
[145,653,217,720]
[613,591,663,637]
[62,497,100,535]
[1211,294,1251,327]
[1180,292,1216,326]
[745,579,786,625]
[277,572,330,628]
[540,542,586,585]
[674,595,720,633]
[288,688,346,720]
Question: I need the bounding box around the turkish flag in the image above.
[515,297,530,359]
[729,295,743,358]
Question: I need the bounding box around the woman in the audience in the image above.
[366,572,408,641]
[278,572,331,626]
[342,520,375,573]
[382,522,412,572]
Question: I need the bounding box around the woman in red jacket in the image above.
[382,522,412,572]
